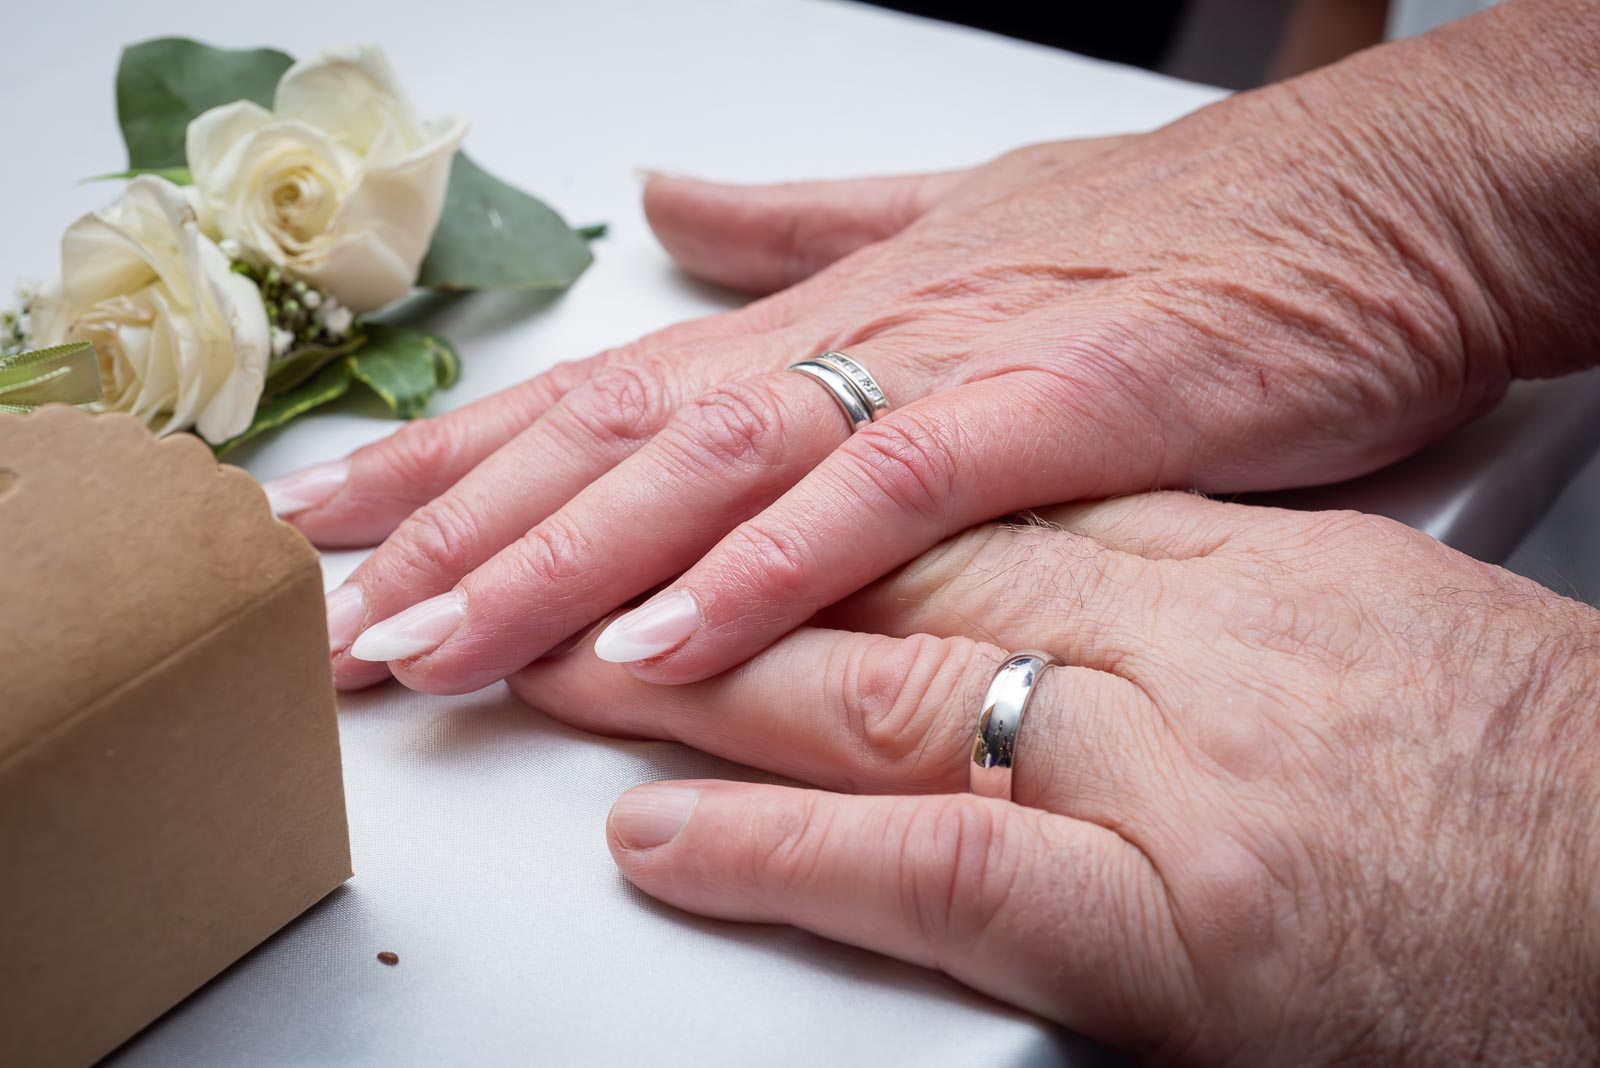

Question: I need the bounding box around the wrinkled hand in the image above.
[270,2,1595,694]
[509,495,1600,1065]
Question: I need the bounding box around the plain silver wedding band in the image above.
[787,350,891,433]
[970,650,1060,802]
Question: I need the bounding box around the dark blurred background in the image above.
[863,0,1392,89]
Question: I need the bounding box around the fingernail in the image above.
[609,784,699,850]
[632,166,659,185]
[263,459,349,517]
[592,589,700,664]
[349,590,467,662]
[325,584,365,653]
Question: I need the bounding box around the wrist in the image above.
[1465,619,1600,1066]
[1333,0,1600,383]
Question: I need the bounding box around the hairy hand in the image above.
[512,495,1600,1065]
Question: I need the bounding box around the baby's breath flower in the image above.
[229,258,354,360]
[320,302,354,339]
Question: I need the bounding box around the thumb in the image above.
[642,169,968,295]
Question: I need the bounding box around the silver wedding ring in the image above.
[970,650,1059,802]
[787,350,891,433]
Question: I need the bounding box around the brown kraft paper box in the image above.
[0,406,352,1068]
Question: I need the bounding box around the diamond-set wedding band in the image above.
[787,350,891,433]
[970,650,1060,802]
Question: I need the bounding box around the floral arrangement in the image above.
[1,39,597,451]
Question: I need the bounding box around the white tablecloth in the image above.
[6,1,1597,1064]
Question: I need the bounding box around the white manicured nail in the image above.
[593,590,700,663]
[263,459,349,516]
[349,591,467,662]
[325,584,365,653]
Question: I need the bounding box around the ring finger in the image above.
[510,622,1166,826]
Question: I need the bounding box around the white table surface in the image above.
[6,1,1597,1065]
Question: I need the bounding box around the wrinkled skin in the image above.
[508,494,1600,1065]
[260,2,1600,1061]
[274,0,1598,695]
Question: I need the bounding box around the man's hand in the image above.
[512,495,1600,1064]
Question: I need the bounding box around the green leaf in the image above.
[213,359,350,457]
[264,333,367,395]
[82,166,194,186]
[117,38,294,170]
[417,152,594,292]
[211,326,460,455]
[346,324,458,418]
[430,333,462,389]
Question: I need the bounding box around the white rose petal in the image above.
[186,44,466,313]
[273,44,427,158]
[30,176,271,443]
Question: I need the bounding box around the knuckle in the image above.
[507,512,599,595]
[753,793,832,895]
[722,520,819,605]
[942,519,1134,634]
[379,417,471,492]
[901,797,1018,951]
[673,381,790,470]
[387,493,483,577]
[842,634,985,786]
[554,364,673,448]
[1171,833,1286,962]
[1277,510,1408,561]
[840,411,958,519]
[890,522,1026,603]
[1028,524,1138,621]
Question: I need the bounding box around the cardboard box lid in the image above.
[0,406,321,763]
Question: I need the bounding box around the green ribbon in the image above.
[0,341,104,414]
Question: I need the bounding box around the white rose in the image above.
[30,176,271,444]
[186,44,467,313]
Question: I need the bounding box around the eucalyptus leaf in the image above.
[213,359,350,457]
[347,324,458,419]
[264,333,367,395]
[82,166,194,186]
[431,333,462,390]
[418,153,594,292]
[118,38,293,170]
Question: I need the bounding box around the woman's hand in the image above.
[270,0,1600,695]
[510,495,1600,1064]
